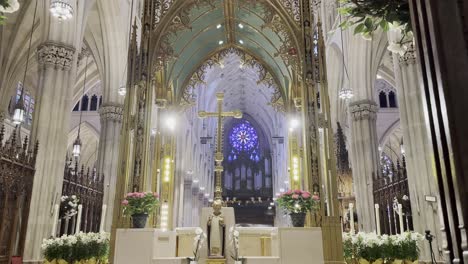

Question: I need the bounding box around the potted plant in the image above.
[229,226,243,264]
[276,190,319,227]
[342,231,424,264]
[187,227,206,264]
[42,232,110,264]
[122,192,159,228]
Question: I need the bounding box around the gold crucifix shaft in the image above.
[198,92,242,201]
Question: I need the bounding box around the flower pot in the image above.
[290,212,306,227]
[131,213,148,228]
[358,259,383,264]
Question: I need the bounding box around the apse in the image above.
[178,50,289,226]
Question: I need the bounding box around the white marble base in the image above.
[278,227,324,264]
[244,257,280,264]
[114,229,176,264]
[152,257,186,264]
[236,227,278,257]
[175,227,199,257]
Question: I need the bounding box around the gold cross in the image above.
[198,92,242,200]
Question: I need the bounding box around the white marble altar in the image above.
[175,227,198,257]
[237,227,279,257]
[114,226,324,264]
[278,227,324,264]
[114,229,176,264]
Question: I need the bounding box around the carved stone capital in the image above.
[398,43,417,66]
[349,100,378,121]
[37,42,76,70]
[98,104,124,123]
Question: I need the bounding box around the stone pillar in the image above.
[97,104,123,231]
[390,37,442,259]
[24,42,76,262]
[349,100,379,232]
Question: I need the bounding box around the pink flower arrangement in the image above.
[122,192,160,216]
[276,189,320,213]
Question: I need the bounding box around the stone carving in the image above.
[37,42,75,70]
[349,100,378,121]
[98,104,124,123]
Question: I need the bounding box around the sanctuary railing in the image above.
[59,161,104,235]
[0,124,38,264]
[373,158,413,235]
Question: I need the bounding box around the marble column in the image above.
[97,104,123,231]
[389,33,442,259]
[24,42,76,262]
[348,100,379,232]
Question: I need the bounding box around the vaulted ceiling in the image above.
[157,0,301,104]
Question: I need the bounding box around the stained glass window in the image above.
[229,121,258,153]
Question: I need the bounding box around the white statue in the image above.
[207,199,225,257]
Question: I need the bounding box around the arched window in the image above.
[379,91,388,108]
[389,91,397,108]
[73,101,80,111]
[81,95,89,111]
[90,95,98,111]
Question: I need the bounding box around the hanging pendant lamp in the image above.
[50,0,73,21]
[338,9,354,101]
[13,0,39,125]
[73,53,90,158]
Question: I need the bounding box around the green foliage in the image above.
[122,192,159,216]
[0,0,10,25]
[276,190,319,214]
[339,0,412,39]
[42,233,110,263]
[342,232,424,262]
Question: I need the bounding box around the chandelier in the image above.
[339,86,354,100]
[50,0,73,21]
[118,85,127,96]
[73,53,90,158]
[338,5,354,101]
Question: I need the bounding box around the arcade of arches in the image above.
[1,0,467,263]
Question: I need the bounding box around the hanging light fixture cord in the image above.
[18,0,39,109]
[77,54,90,138]
[338,10,350,82]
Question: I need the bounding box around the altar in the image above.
[114,227,324,264]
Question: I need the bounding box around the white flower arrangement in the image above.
[188,227,206,262]
[60,195,79,219]
[42,232,110,262]
[343,231,424,262]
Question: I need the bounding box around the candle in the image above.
[99,204,107,233]
[375,204,381,235]
[51,204,59,237]
[349,203,354,234]
[398,203,404,234]
[75,204,83,233]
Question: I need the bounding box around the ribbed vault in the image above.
[152,0,302,103]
